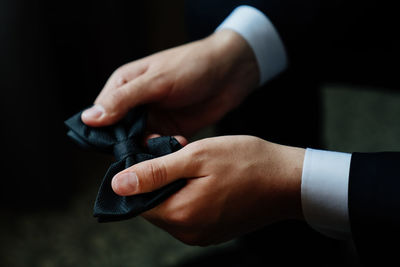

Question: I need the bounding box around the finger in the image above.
[172,135,188,147]
[145,134,188,147]
[81,59,157,127]
[103,61,149,94]
[142,133,161,147]
[111,147,192,196]
[145,133,161,142]
[96,63,147,107]
[82,74,157,127]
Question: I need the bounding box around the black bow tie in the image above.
[64,107,186,222]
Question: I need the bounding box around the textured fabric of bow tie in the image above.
[64,107,186,222]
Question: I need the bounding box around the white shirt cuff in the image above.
[301,148,352,239]
[216,5,287,85]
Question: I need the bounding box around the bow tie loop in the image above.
[113,138,143,161]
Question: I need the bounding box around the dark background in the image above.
[0,0,187,210]
[1,0,400,266]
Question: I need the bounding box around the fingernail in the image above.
[82,105,105,120]
[112,172,138,195]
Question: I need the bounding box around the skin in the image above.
[82,30,259,136]
[113,136,304,245]
[82,29,306,246]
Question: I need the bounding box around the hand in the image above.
[111,136,305,245]
[81,30,259,136]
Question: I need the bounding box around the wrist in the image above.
[207,30,259,92]
[266,142,305,221]
[281,145,305,221]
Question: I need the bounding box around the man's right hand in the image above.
[81,29,259,137]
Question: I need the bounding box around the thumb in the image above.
[111,148,191,196]
[81,75,158,127]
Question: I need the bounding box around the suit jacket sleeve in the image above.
[349,152,400,265]
[186,0,399,86]
[236,0,399,85]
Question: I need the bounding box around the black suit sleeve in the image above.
[349,152,400,265]
[186,0,400,86]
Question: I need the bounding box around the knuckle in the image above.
[147,66,165,81]
[107,90,122,108]
[107,87,130,112]
[111,68,128,86]
[113,64,128,77]
[186,141,206,158]
[146,68,171,93]
[148,160,168,189]
[154,71,169,86]
[133,171,144,193]
[183,140,208,170]
[166,209,193,227]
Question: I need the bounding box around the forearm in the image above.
[271,143,305,221]
[207,29,259,94]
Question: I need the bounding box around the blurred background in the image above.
[1,0,400,266]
